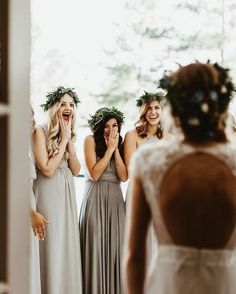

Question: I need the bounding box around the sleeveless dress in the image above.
[33,125,82,294]
[129,139,236,294]
[79,159,126,294]
[29,150,41,294]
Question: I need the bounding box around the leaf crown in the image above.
[41,86,81,112]
[136,90,165,107]
[88,106,125,131]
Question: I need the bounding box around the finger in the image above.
[32,226,37,236]
[104,136,108,145]
[37,227,45,240]
[59,116,64,129]
[60,116,66,128]
[40,223,46,238]
[43,218,50,224]
[68,116,72,126]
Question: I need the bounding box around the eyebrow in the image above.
[61,100,74,103]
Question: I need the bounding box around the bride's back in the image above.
[159,152,236,249]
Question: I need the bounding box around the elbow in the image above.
[39,167,55,178]
[43,170,54,178]
[119,172,128,182]
[90,174,100,182]
[88,171,100,182]
[71,170,80,177]
[120,175,128,182]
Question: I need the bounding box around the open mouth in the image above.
[62,112,72,121]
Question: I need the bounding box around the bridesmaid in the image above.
[123,91,173,267]
[30,105,48,294]
[124,91,173,171]
[32,86,83,294]
[79,107,127,294]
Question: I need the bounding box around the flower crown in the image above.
[136,90,165,107]
[159,62,235,126]
[88,107,125,131]
[41,86,81,112]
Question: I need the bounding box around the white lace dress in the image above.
[129,139,236,294]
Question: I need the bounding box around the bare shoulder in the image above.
[34,126,46,139]
[125,129,139,139]
[84,135,95,146]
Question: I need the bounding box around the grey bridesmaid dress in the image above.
[29,150,41,294]
[33,125,82,294]
[79,159,126,294]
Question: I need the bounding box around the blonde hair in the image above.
[135,101,163,138]
[46,99,77,159]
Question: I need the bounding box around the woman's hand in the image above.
[105,128,119,152]
[59,116,72,142]
[31,210,49,241]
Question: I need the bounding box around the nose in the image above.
[65,104,72,111]
[150,108,156,114]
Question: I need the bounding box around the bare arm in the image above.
[84,135,114,181]
[67,140,81,176]
[32,127,68,178]
[32,117,72,178]
[124,175,150,294]
[114,148,128,182]
[123,131,138,176]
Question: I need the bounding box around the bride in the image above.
[124,61,236,294]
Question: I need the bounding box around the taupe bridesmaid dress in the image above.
[33,125,82,294]
[29,150,41,294]
[79,159,126,294]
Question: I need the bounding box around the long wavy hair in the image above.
[93,115,123,159]
[135,100,163,139]
[46,98,77,159]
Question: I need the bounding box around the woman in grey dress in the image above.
[30,105,48,294]
[32,86,82,294]
[123,92,173,268]
[79,107,127,294]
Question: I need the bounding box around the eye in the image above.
[61,102,66,107]
[70,103,74,108]
[113,123,118,127]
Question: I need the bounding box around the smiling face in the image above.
[103,118,118,139]
[57,94,75,122]
[145,100,162,126]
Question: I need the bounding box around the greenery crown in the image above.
[136,90,165,107]
[40,86,81,112]
[88,106,125,130]
[159,62,235,117]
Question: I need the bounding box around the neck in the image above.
[148,124,158,136]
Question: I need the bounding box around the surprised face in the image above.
[103,118,118,140]
[57,94,75,123]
